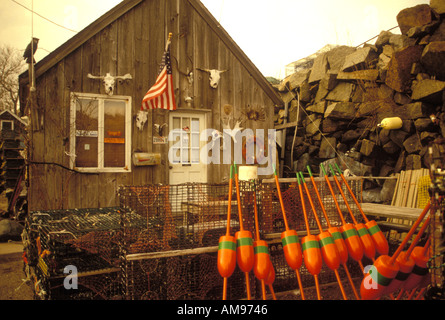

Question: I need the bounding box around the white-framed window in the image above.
[1,120,14,131]
[69,92,132,173]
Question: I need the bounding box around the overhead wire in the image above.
[11,0,79,34]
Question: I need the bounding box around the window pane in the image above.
[191,118,199,132]
[75,98,98,167]
[76,137,98,167]
[1,121,13,131]
[104,100,126,168]
[172,117,181,130]
[182,118,190,132]
[191,148,200,164]
[191,133,200,148]
[76,98,98,132]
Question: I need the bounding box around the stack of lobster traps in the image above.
[118,183,252,300]
[22,207,126,300]
[21,173,389,300]
[117,177,367,300]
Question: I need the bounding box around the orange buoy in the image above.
[264,260,277,300]
[321,164,365,263]
[341,223,364,262]
[218,235,237,278]
[403,242,430,292]
[301,234,323,276]
[334,163,388,256]
[361,202,431,300]
[306,167,350,267]
[365,219,389,256]
[281,229,303,270]
[299,171,347,300]
[329,165,376,261]
[296,174,323,275]
[235,230,254,272]
[387,215,431,297]
[253,240,271,280]
[273,165,305,299]
[360,255,400,300]
[355,222,376,260]
[218,165,237,300]
[264,259,275,285]
[233,162,255,300]
[318,231,340,271]
[328,226,349,264]
[384,251,415,296]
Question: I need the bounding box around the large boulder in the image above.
[0,219,23,242]
[309,52,329,83]
[324,102,358,120]
[411,78,445,104]
[325,82,355,102]
[385,45,424,92]
[420,41,445,80]
[431,0,445,15]
[396,4,436,35]
[341,47,378,72]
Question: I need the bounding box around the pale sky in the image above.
[0,0,431,79]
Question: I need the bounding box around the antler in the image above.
[115,73,133,81]
[87,73,104,80]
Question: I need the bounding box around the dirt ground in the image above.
[0,249,34,300]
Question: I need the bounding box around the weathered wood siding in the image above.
[22,0,281,211]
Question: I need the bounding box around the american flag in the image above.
[141,38,176,111]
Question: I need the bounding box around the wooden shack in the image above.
[18,0,283,211]
[0,110,26,194]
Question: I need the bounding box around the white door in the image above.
[169,112,207,185]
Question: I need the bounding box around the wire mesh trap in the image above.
[22,207,126,300]
[118,177,366,300]
[20,175,379,300]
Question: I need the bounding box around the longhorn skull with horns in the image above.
[196,68,227,89]
[87,73,133,95]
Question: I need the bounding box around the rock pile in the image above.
[275,1,445,181]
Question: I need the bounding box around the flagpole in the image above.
[166,32,173,51]
[141,32,177,111]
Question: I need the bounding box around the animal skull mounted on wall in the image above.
[135,110,148,131]
[87,73,133,95]
[196,68,227,89]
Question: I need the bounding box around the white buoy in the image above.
[377,117,403,130]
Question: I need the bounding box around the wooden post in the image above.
[279,101,289,177]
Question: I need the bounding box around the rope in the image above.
[290,91,300,170]
[281,87,354,174]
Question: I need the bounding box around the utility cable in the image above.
[11,0,78,33]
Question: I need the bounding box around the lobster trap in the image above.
[258,176,366,296]
[22,207,126,300]
[118,182,253,300]
[425,138,445,299]
[118,176,367,300]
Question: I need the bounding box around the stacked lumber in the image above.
[388,168,431,240]
[391,168,430,208]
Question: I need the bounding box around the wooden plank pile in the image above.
[391,168,431,209]
[387,168,431,240]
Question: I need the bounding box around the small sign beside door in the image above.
[153,136,168,144]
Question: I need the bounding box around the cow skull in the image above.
[87,73,133,95]
[197,68,227,89]
[135,110,148,131]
